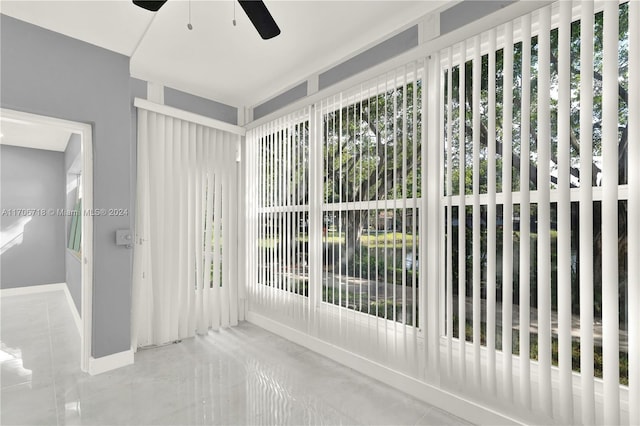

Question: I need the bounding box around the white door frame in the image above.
[1,108,93,372]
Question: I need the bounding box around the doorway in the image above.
[0,108,93,373]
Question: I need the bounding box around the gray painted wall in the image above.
[252,25,419,120]
[164,86,238,125]
[64,133,82,313]
[1,14,133,358]
[318,25,419,90]
[1,15,244,359]
[439,0,518,35]
[0,145,65,288]
[253,81,308,120]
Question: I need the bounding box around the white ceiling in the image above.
[0,117,73,152]
[0,0,446,108]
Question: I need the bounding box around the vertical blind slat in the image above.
[472,35,482,387]
[268,122,274,311]
[578,2,595,423]
[518,13,532,408]
[411,63,418,359]
[392,70,398,331]
[221,138,231,328]
[277,117,282,300]
[536,6,553,415]
[446,47,454,378]
[458,40,467,382]
[230,136,239,326]
[195,126,205,334]
[203,135,214,330]
[602,1,620,423]
[502,18,515,403]
[257,125,262,310]
[427,52,442,377]
[486,27,497,397]
[402,69,408,334]
[557,1,574,423]
[628,1,640,425]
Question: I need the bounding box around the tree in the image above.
[322,80,422,261]
[444,3,630,326]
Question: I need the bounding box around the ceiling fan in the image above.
[132,0,281,40]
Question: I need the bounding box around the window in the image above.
[254,109,311,300]
[440,1,632,419]
[319,63,423,326]
[245,2,638,422]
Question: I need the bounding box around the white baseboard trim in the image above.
[61,284,82,335]
[89,349,134,376]
[246,311,522,426]
[0,282,66,297]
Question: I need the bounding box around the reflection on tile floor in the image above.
[1,290,471,425]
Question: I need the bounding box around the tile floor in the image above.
[1,290,471,425]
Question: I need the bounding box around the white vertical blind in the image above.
[247,107,311,323]
[503,18,515,403]
[579,2,596,424]
[445,47,454,379]
[437,1,634,423]
[536,6,553,415]
[238,138,247,322]
[602,1,620,423]
[471,35,482,387]
[628,2,640,425]
[132,109,152,347]
[133,108,240,348]
[211,145,222,331]
[247,63,424,375]
[310,103,321,324]
[411,62,419,366]
[557,1,573,423]
[243,1,637,424]
[486,27,497,397]
[221,137,231,328]
[228,137,240,327]
[518,13,531,409]
[427,53,441,378]
[457,39,467,383]
[203,139,214,331]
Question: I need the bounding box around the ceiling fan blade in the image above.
[132,1,168,12]
[237,0,281,40]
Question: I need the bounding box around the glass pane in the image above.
[323,79,422,204]
[257,211,309,297]
[322,208,419,326]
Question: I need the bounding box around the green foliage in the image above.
[322,286,419,327]
[445,3,630,193]
[346,250,385,281]
[453,315,629,386]
[323,81,423,204]
[360,231,418,248]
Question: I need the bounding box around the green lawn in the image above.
[322,231,417,249]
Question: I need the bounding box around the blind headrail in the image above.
[134,98,246,137]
